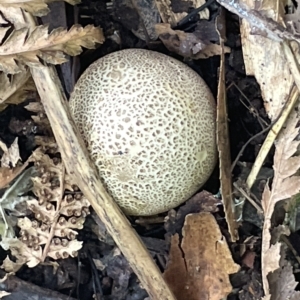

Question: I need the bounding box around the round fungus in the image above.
[69,49,217,216]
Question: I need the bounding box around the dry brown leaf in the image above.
[47,240,82,260]
[0,2,49,17]
[216,9,238,241]
[0,140,7,153]
[262,242,281,282]
[0,69,34,112]
[0,140,35,198]
[155,23,230,59]
[240,0,294,120]
[0,138,21,168]
[24,101,43,113]
[34,136,57,151]
[259,0,287,25]
[25,100,63,151]
[0,6,29,29]
[0,147,89,270]
[0,237,43,268]
[0,75,36,112]
[0,70,30,102]
[163,213,240,300]
[263,254,300,300]
[0,162,29,189]
[0,148,90,270]
[0,291,10,298]
[0,24,104,74]
[1,256,23,273]
[261,109,300,295]
[0,114,90,270]
[0,0,80,17]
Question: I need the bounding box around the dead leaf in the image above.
[261,109,300,295]
[0,237,43,269]
[266,256,300,300]
[1,138,21,168]
[0,140,7,153]
[0,74,36,112]
[0,6,29,30]
[164,190,222,237]
[0,69,31,104]
[155,0,209,26]
[1,256,23,273]
[163,213,240,300]
[0,148,91,270]
[216,9,238,241]
[0,163,29,189]
[47,240,82,260]
[25,100,53,137]
[0,24,104,74]
[155,23,230,59]
[0,0,80,17]
[0,167,37,237]
[0,291,10,298]
[240,0,294,120]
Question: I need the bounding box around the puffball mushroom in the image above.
[69,49,217,216]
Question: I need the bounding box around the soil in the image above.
[0,0,277,299]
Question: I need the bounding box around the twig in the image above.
[30,65,176,300]
[174,0,215,29]
[228,81,268,130]
[231,122,273,173]
[233,182,263,214]
[216,0,300,43]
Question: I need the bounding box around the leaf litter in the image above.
[0,24,104,74]
[0,0,80,17]
[1,0,300,298]
[163,213,239,300]
[0,100,91,273]
[261,108,300,297]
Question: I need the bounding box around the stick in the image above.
[30,65,176,300]
[216,0,300,43]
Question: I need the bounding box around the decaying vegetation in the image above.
[1,0,300,299]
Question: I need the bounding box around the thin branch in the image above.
[216,0,300,43]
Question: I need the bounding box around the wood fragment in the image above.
[30,65,177,300]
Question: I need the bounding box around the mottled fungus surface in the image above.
[69,49,217,216]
